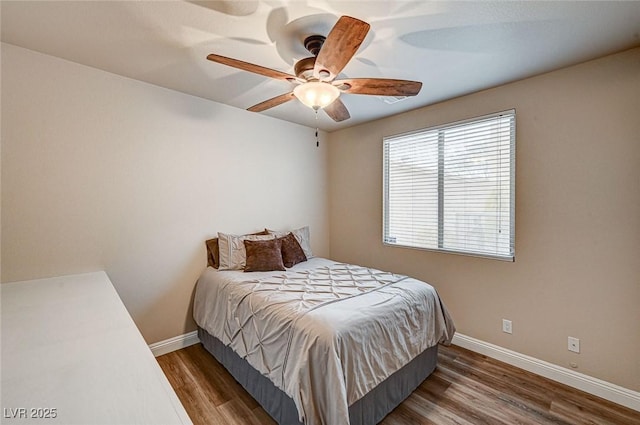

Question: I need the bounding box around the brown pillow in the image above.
[205,238,219,268]
[205,230,268,268]
[279,232,307,268]
[244,238,285,272]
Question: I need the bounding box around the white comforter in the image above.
[193,258,455,425]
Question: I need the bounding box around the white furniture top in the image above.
[1,271,192,425]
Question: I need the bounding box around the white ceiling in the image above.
[2,1,640,132]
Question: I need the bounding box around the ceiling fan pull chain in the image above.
[315,109,319,147]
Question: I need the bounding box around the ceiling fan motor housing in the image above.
[299,35,333,80]
[294,57,316,80]
[303,35,326,56]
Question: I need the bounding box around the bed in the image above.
[194,232,454,425]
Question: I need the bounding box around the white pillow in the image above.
[267,226,313,259]
[218,232,275,270]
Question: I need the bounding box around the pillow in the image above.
[218,231,274,270]
[279,232,307,268]
[205,237,219,268]
[206,230,268,269]
[267,226,313,259]
[244,238,285,272]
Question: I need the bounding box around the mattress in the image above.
[198,327,439,425]
[193,258,455,425]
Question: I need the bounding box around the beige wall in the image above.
[1,43,330,344]
[328,48,640,391]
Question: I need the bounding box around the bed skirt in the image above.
[197,327,438,425]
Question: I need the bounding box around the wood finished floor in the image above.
[157,343,640,425]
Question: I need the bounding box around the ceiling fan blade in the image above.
[323,98,350,122]
[247,92,295,112]
[207,54,297,82]
[313,16,370,82]
[334,78,422,96]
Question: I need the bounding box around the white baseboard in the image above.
[452,333,640,412]
[149,330,200,357]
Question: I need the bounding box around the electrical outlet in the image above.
[568,336,580,353]
[502,319,512,334]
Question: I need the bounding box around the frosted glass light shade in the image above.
[293,82,340,110]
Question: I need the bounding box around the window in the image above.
[383,110,515,261]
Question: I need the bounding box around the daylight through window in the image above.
[383,110,515,260]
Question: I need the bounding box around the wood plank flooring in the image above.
[157,343,640,425]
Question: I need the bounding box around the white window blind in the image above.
[383,110,515,260]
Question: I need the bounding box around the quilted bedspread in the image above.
[193,258,455,425]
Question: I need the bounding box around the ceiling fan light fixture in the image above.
[293,81,340,110]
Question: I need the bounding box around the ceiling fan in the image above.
[206,16,422,122]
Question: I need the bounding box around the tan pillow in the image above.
[279,232,307,268]
[244,239,285,272]
[218,232,274,270]
[267,226,313,259]
[205,230,268,268]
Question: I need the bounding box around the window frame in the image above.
[382,110,516,261]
